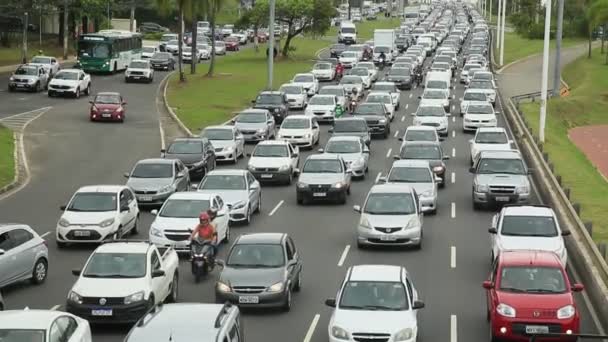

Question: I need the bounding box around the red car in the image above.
[89,92,126,122]
[483,250,583,342]
[225,37,240,51]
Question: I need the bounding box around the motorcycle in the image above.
[190,238,215,283]
[378,57,386,71]
[349,89,359,112]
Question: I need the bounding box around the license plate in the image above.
[313,192,326,197]
[139,195,152,202]
[238,296,259,304]
[380,235,397,241]
[495,196,510,202]
[91,309,112,316]
[525,325,549,334]
[102,113,112,117]
[74,230,90,237]
[16,84,24,87]
[195,260,204,266]
[132,76,141,79]
[261,174,273,178]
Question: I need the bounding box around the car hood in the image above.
[401,182,435,195]
[60,211,116,225]
[293,81,314,88]
[127,177,173,190]
[415,116,447,124]
[11,75,38,81]
[472,88,496,95]
[471,143,511,154]
[339,57,357,63]
[92,103,121,111]
[279,128,311,136]
[249,157,291,168]
[420,99,448,107]
[151,216,198,232]
[209,140,236,149]
[464,113,496,121]
[298,172,344,184]
[49,78,77,86]
[475,174,527,186]
[307,104,335,112]
[496,291,574,312]
[72,277,149,297]
[284,94,305,100]
[323,153,363,164]
[365,213,418,228]
[28,63,51,71]
[313,69,332,74]
[332,309,417,334]
[150,58,170,63]
[234,122,266,130]
[253,104,283,110]
[497,235,563,253]
[332,131,369,138]
[387,75,411,81]
[196,189,247,205]
[220,266,285,287]
[163,153,203,165]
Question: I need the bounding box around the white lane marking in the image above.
[452,116,456,122]
[268,200,284,216]
[409,93,413,98]
[451,246,456,268]
[386,148,392,159]
[452,130,456,138]
[401,116,405,122]
[303,314,321,342]
[375,172,382,183]
[452,148,456,158]
[452,105,455,111]
[405,103,409,109]
[450,315,457,342]
[50,305,61,311]
[394,130,399,138]
[40,231,51,238]
[451,202,456,218]
[337,245,351,267]
[451,172,455,184]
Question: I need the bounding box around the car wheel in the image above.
[255,194,261,213]
[296,195,304,205]
[338,192,347,204]
[245,206,251,225]
[167,273,178,302]
[75,88,80,99]
[33,82,40,93]
[31,258,48,284]
[286,170,293,185]
[282,288,292,312]
[473,200,482,210]
[113,226,123,239]
[293,271,302,292]
[232,152,238,164]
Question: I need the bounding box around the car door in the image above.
[413,191,423,225]
[78,71,86,90]
[172,162,183,190]
[214,196,229,239]
[361,141,370,165]
[9,229,37,280]
[126,188,139,228]
[312,119,320,142]
[246,172,260,208]
[234,129,244,155]
[149,250,167,303]
[284,238,298,286]
[266,112,275,134]
[487,259,500,316]
[0,231,18,286]
[288,143,299,170]
[203,139,215,170]
[117,190,132,232]
[490,212,501,256]
[39,67,49,87]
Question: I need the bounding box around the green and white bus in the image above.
[77,30,143,73]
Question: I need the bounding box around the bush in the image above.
[143,32,164,41]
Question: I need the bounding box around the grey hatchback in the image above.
[124,158,191,207]
[0,224,49,288]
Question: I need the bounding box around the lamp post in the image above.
[539,0,552,143]
[499,0,506,65]
[496,0,502,50]
[267,0,275,90]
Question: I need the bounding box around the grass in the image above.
[520,47,608,243]
[329,17,402,40]
[0,34,75,67]
[0,125,15,189]
[167,38,328,132]
[494,31,585,66]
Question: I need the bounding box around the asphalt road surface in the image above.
[0,44,602,342]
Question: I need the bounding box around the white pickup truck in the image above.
[66,241,179,324]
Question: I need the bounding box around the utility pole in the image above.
[22,12,28,64]
[489,0,492,23]
[552,0,564,97]
[539,0,552,143]
[267,0,275,90]
[496,0,502,50]
[348,0,352,20]
[499,0,506,65]
[107,0,111,29]
[129,0,136,32]
[63,0,68,60]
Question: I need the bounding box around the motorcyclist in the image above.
[349,88,359,112]
[379,51,387,69]
[189,212,218,261]
[336,62,345,80]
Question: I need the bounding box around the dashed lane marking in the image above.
[451,172,455,184]
[386,148,392,159]
[452,116,456,122]
[451,246,457,268]
[303,314,321,342]
[394,130,399,138]
[452,130,456,138]
[451,202,456,218]
[405,103,409,109]
[337,245,351,267]
[268,200,284,216]
[375,172,382,183]
[401,116,405,122]
[452,148,456,158]
[40,231,51,238]
[450,315,457,342]
[409,93,413,98]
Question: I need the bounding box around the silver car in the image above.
[379,160,439,214]
[353,184,424,249]
[295,154,352,205]
[8,64,49,92]
[0,224,49,288]
[124,158,191,206]
[319,136,369,178]
[201,125,245,163]
[231,109,275,142]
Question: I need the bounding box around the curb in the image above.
[0,131,22,195]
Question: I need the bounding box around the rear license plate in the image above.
[495,196,510,202]
[91,309,112,316]
[525,326,549,334]
[74,230,90,237]
[380,235,397,241]
[261,174,273,178]
[195,260,204,266]
[139,196,152,202]
[313,192,326,197]
[238,296,259,304]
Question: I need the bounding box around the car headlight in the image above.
[267,282,285,292]
[124,291,145,305]
[279,164,290,172]
[379,118,387,124]
[150,227,163,237]
[496,303,516,317]
[274,108,279,113]
[28,79,35,84]
[405,217,420,230]
[394,328,414,341]
[421,189,433,197]
[9,76,14,81]
[557,305,575,319]
[159,185,174,193]
[476,184,489,192]
[217,281,231,292]
[331,326,350,340]
[304,134,311,139]
[99,218,115,228]
[351,157,365,168]
[256,128,266,134]
[359,216,371,229]
[297,182,308,189]
[248,164,255,171]
[68,291,83,304]
[432,166,444,173]
[332,182,344,188]
[516,185,529,194]
[58,218,70,227]
[225,146,235,152]
[231,201,247,210]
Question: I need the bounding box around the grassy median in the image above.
[520,48,608,242]
[0,124,15,189]
[494,32,585,67]
[167,38,328,132]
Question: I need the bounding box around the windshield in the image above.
[68,192,116,212]
[374,46,390,53]
[314,63,331,70]
[341,27,356,34]
[405,130,436,141]
[426,80,447,89]
[152,52,171,60]
[282,118,310,129]
[159,199,210,218]
[390,68,411,76]
[202,128,233,140]
[367,94,391,103]
[350,68,368,77]
[0,330,45,342]
[463,64,478,71]
[331,44,345,50]
[417,106,445,116]
[501,215,558,237]
[320,88,343,96]
[423,90,447,99]
[53,71,78,80]
[467,104,494,114]
[477,158,525,174]
[388,167,433,183]
[237,113,266,123]
[294,75,313,82]
[341,76,361,84]
[142,47,156,53]
[167,141,203,154]
[253,145,289,157]
[302,159,342,173]
[469,81,493,89]
[94,94,121,104]
[365,193,416,215]
[476,132,508,144]
[83,253,147,278]
[333,120,367,132]
[200,174,246,190]
[309,96,335,106]
[31,57,51,64]
[464,92,487,101]
[78,41,111,58]
[161,35,176,42]
[14,66,37,76]
[130,163,172,178]
[167,40,178,46]
[341,52,357,58]
[326,140,361,154]
[227,244,285,267]
[432,63,449,70]
[280,86,302,94]
[339,281,409,310]
[256,94,283,105]
[354,104,383,116]
[499,266,567,293]
[401,145,442,159]
[373,85,396,92]
[197,44,210,50]
[129,61,148,69]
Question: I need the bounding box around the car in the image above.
[412,104,450,137]
[320,136,369,178]
[295,154,352,205]
[149,192,230,253]
[214,41,227,55]
[329,117,371,147]
[325,265,425,342]
[222,24,234,37]
[47,69,91,98]
[371,81,400,108]
[195,43,212,60]
[252,91,289,124]
[291,73,319,96]
[159,33,178,52]
[353,184,424,248]
[0,309,92,342]
[200,125,245,164]
[0,223,49,287]
[319,85,348,109]
[483,250,583,342]
[467,79,497,105]
[124,303,243,342]
[89,92,127,122]
[161,137,216,179]
[277,115,320,148]
[386,67,414,90]
[352,102,391,138]
[339,75,364,98]
[463,101,498,132]
[312,62,336,81]
[8,64,49,92]
[224,36,240,51]
[470,150,531,209]
[231,32,248,44]
[29,55,60,76]
[419,88,453,113]
[164,39,180,55]
[472,70,496,86]
[365,91,396,121]
[460,63,481,83]
[141,45,159,59]
[400,125,441,144]
[124,158,191,207]
[231,109,276,142]
[469,127,513,165]
[196,170,262,225]
[395,141,450,187]
[305,94,343,124]
[182,46,201,63]
[67,242,179,323]
[215,233,302,311]
[247,140,300,184]
[460,89,489,115]
[379,160,439,214]
[139,22,169,33]
[150,52,175,70]
[55,185,140,247]
[330,43,347,58]
[348,67,372,89]
[339,51,359,68]
[279,83,308,109]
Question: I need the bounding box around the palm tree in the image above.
[156,0,192,81]
[189,0,208,74]
[205,0,223,77]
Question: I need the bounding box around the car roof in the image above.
[283,115,310,120]
[477,127,506,133]
[349,265,403,282]
[0,223,35,234]
[206,169,247,176]
[96,241,151,254]
[58,69,81,73]
[334,117,366,122]
[306,154,342,161]
[499,250,562,268]
[501,205,554,217]
[406,125,437,131]
[280,83,303,89]
[258,91,283,95]
[77,185,126,193]
[367,91,391,96]
[294,73,314,77]
[370,183,415,194]
[0,310,66,329]
[321,85,345,90]
[312,94,336,98]
[237,233,285,244]
[327,136,362,142]
[166,191,217,200]
[137,158,174,164]
[170,137,205,143]
[130,59,148,63]
[373,82,396,86]
[205,125,233,130]
[255,140,290,146]
[391,159,431,168]
[478,150,521,159]
[95,92,121,96]
[239,108,268,114]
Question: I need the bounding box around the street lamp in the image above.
[539,0,551,143]
[267,0,276,90]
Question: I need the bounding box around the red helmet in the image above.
[199,212,210,221]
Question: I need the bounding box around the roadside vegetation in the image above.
[0,34,75,67]
[494,31,585,66]
[0,125,15,189]
[520,47,608,242]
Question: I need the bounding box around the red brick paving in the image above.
[568,125,608,179]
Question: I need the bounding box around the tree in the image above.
[156,0,191,82]
[588,0,608,61]
[205,0,223,77]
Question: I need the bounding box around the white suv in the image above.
[326,264,424,342]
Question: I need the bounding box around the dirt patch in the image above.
[568,125,608,180]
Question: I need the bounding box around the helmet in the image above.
[199,212,210,221]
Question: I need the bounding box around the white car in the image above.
[279,83,308,109]
[339,51,359,68]
[401,126,441,147]
[196,43,212,60]
[340,75,364,98]
[349,67,372,89]
[460,63,480,83]
[141,45,159,59]
[460,89,488,115]
[319,85,348,109]
[292,73,319,96]
[311,62,336,81]
[182,46,200,63]
[125,59,154,83]
[277,115,320,148]
[47,69,91,98]
[164,39,180,55]
[305,94,340,123]
[0,309,92,342]
[247,140,300,185]
[365,91,396,121]
[29,55,60,76]
[326,264,424,341]
[320,136,369,178]
[469,127,513,165]
[231,32,247,44]
[371,82,400,109]
[200,125,245,164]
[462,101,498,132]
[56,185,140,247]
[490,205,569,265]
[355,62,379,82]
[149,192,230,253]
[419,89,452,113]
[214,41,227,55]
[412,104,450,137]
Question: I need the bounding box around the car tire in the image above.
[255,194,261,213]
[232,153,238,164]
[31,258,48,284]
[296,195,304,205]
[167,273,178,302]
[33,82,40,93]
[245,206,251,225]
[286,171,293,185]
[282,288,292,312]
[473,200,482,210]
[293,271,302,292]
[338,192,347,204]
[75,88,80,99]
[125,78,130,83]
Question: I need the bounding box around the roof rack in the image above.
[100,239,152,245]
[214,302,233,329]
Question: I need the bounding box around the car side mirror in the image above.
[435,176,442,183]
[508,140,514,145]
[418,95,422,99]
[177,171,186,178]
[122,101,127,105]
[317,148,324,153]
[468,167,475,173]
[123,172,130,178]
[267,120,273,124]
[151,209,159,215]
[482,280,493,289]
[572,284,584,292]
[72,269,82,276]
[353,205,361,213]
[120,205,130,212]
[60,205,67,211]
[562,230,571,236]
[442,155,450,160]
[88,101,93,104]
[451,95,456,99]
[251,100,256,104]
[393,155,400,160]
[412,300,425,309]
[325,298,336,307]
[152,270,165,278]
[488,227,498,234]
[328,128,334,133]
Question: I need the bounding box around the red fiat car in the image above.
[483,250,583,342]
[89,92,126,122]
[225,37,240,51]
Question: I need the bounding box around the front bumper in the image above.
[419,195,437,213]
[278,136,314,147]
[151,63,171,70]
[91,111,123,121]
[357,226,422,247]
[473,191,530,206]
[297,187,346,202]
[239,132,268,142]
[56,225,116,243]
[490,314,579,342]
[314,73,334,81]
[215,289,287,308]
[287,99,305,109]
[8,81,36,90]
[150,234,191,253]
[463,119,497,131]
[66,300,149,324]
[48,87,77,96]
[214,149,237,161]
[125,73,151,81]
[228,204,249,222]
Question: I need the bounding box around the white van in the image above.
[425,71,452,92]
[339,22,357,44]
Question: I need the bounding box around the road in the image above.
[0,36,603,342]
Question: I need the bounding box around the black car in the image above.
[386,67,413,90]
[351,102,391,138]
[395,141,450,187]
[215,233,302,311]
[139,22,169,33]
[161,137,216,179]
[252,91,289,124]
[150,52,175,70]
[395,36,409,52]
[329,43,346,58]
